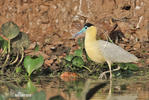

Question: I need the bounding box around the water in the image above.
[0,73,149,100]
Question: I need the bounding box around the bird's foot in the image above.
[99,66,121,80]
[98,71,109,80]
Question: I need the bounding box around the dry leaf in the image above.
[44,59,54,67]
[60,72,78,81]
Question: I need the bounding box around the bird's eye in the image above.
[85,26,88,29]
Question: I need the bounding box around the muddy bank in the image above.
[0,0,148,70]
[0,0,148,42]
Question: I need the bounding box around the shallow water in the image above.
[0,72,149,100]
[90,80,149,100]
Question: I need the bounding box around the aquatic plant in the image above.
[24,55,44,76]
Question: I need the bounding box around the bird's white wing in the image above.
[98,40,138,63]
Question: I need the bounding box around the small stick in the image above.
[136,16,143,29]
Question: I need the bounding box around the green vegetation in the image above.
[1,21,20,53]
[24,56,44,76]
[0,21,139,80]
[0,36,8,54]
[26,79,37,93]
[113,63,139,78]
[1,21,20,40]
[62,38,139,78]
[63,38,92,72]
[0,21,44,78]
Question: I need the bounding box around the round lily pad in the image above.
[1,21,20,40]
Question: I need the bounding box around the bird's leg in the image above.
[107,61,112,79]
[98,71,108,80]
[99,64,121,79]
[99,61,112,79]
[106,80,112,100]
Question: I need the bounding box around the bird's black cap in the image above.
[84,23,94,27]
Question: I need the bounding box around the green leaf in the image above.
[0,36,3,40]
[119,63,138,71]
[0,37,8,54]
[74,49,83,57]
[23,55,44,76]
[127,64,138,71]
[119,63,128,70]
[86,54,91,61]
[65,55,74,62]
[0,36,8,47]
[26,80,37,94]
[77,38,84,48]
[16,67,22,73]
[34,44,39,52]
[2,40,8,49]
[72,57,84,67]
[65,62,71,68]
[29,91,46,100]
[1,21,20,40]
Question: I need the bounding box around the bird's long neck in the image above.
[85,26,97,44]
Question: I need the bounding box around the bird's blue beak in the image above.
[72,26,87,38]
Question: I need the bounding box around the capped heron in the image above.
[73,23,139,79]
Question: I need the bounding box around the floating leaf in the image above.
[1,21,20,40]
[24,55,44,76]
[74,49,83,57]
[72,57,84,67]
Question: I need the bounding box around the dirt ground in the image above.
[0,0,149,68]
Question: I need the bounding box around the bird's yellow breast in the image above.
[85,41,105,63]
[84,26,105,63]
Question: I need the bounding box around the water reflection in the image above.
[0,77,149,100]
[90,79,149,100]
